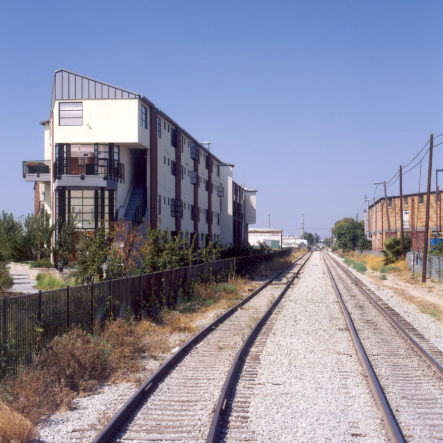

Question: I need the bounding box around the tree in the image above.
[0,211,25,261]
[75,225,110,283]
[24,210,54,261]
[332,218,370,252]
[382,234,411,264]
[302,232,315,246]
[323,238,331,248]
[0,261,13,292]
[54,215,79,267]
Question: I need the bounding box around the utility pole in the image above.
[399,165,405,256]
[301,213,304,237]
[422,134,433,283]
[365,195,371,240]
[268,214,271,229]
[374,181,391,240]
[436,169,443,235]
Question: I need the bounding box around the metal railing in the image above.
[0,250,290,376]
[53,158,124,181]
[22,160,50,177]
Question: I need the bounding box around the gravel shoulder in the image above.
[332,252,443,354]
[247,252,387,442]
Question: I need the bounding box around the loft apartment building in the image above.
[23,69,256,248]
[365,191,442,251]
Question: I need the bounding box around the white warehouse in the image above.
[23,69,257,248]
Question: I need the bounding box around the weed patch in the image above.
[352,262,367,273]
[0,402,37,443]
[35,272,66,290]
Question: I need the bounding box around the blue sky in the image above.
[1,0,443,237]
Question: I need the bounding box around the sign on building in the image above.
[403,210,410,229]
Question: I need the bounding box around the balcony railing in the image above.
[22,160,50,178]
[53,158,124,182]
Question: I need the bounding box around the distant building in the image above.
[248,229,283,249]
[282,236,308,248]
[365,191,441,251]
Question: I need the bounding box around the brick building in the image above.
[365,191,442,251]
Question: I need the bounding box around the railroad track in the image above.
[93,252,311,442]
[322,252,443,442]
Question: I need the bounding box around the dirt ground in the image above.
[364,268,443,323]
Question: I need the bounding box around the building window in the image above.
[217,164,220,177]
[171,160,176,176]
[59,102,83,126]
[157,117,161,138]
[164,156,166,164]
[403,197,408,207]
[141,105,147,129]
[419,194,424,204]
[388,198,392,208]
[158,195,161,215]
[171,127,177,148]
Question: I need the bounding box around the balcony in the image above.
[53,157,124,190]
[22,160,51,182]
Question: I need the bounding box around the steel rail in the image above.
[327,253,443,376]
[322,254,406,443]
[207,252,311,443]
[93,251,308,443]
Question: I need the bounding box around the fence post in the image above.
[37,290,42,324]
[66,285,70,330]
[90,282,94,334]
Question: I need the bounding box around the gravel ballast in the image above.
[247,252,387,441]
[333,253,443,354]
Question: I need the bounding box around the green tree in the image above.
[24,210,54,261]
[54,215,79,267]
[382,234,411,264]
[323,238,331,248]
[0,211,25,261]
[75,225,110,283]
[332,218,370,252]
[302,232,315,246]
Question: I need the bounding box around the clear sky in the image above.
[1,0,443,238]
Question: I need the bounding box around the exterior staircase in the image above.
[124,184,146,224]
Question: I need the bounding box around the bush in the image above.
[30,259,52,269]
[215,282,239,295]
[380,274,387,280]
[0,263,13,292]
[35,273,66,290]
[352,262,367,273]
[0,401,37,443]
[3,328,112,423]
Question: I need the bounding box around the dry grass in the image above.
[0,257,292,433]
[0,402,38,443]
[343,252,408,273]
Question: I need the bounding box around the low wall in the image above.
[8,262,61,280]
[406,252,443,282]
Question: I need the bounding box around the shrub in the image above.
[35,273,66,290]
[352,262,367,273]
[30,258,52,268]
[101,319,145,375]
[0,401,37,443]
[215,282,239,295]
[0,263,13,292]
[380,274,387,280]
[3,328,112,423]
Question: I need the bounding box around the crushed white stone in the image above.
[333,253,443,354]
[247,252,387,442]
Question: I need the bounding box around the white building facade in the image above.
[23,69,256,249]
[248,229,283,249]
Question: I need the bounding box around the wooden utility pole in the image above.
[399,165,405,256]
[422,134,433,283]
[374,181,392,240]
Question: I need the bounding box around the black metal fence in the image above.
[0,250,290,376]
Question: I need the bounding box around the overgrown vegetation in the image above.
[381,235,411,265]
[35,273,66,290]
[0,262,13,293]
[430,241,443,257]
[0,251,293,435]
[332,218,371,252]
